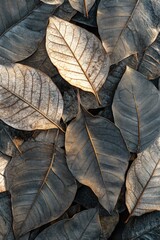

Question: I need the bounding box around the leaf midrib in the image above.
[83,114,111,210]
[0,85,63,131]
[52,18,100,103]
[112,0,140,55]
[18,141,57,237]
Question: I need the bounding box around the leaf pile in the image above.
[0,0,159,239]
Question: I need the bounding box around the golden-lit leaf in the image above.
[6,141,77,237]
[66,106,130,213]
[112,66,160,153]
[0,63,63,131]
[97,0,160,64]
[0,153,10,192]
[46,16,110,102]
[41,0,64,5]
[126,137,160,217]
[69,0,96,16]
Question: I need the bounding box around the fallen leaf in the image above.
[126,137,160,217]
[35,209,101,240]
[6,141,77,237]
[97,0,160,64]
[123,211,160,240]
[0,0,58,62]
[0,192,14,239]
[69,0,96,16]
[46,16,110,102]
[66,106,130,213]
[0,63,63,131]
[0,153,10,192]
[112,66,160,152]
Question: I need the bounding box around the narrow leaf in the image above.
[46,16,110,101]
[0,1,58,62]
[35,209,101,240]
[66,107,130,213]
[0,63,63,131]
[6,141,77,237]
[112,66,160,153]
[126,137,160,217]
[97,0,160,64]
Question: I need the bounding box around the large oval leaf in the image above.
[66,107,130,213]
[123,211,160,240]
[0,1,59,62]
[126,137,160,217]
[69,0,96,16]
[97,0,160,64]
[0,63,63,131]
[6,141,77,237]
[112,66,160,153]
[46,16,110,101]
[35,209,101,240]
[0,192,14,240]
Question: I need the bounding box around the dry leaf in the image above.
[6,141,77,237]
[112,66,160,153]
[97,0,160,64]
[46,16,110,102]
[126,137,160,217]
[0,63,63,131]
[66,106,130,213]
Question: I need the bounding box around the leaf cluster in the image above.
[0,0,160,239]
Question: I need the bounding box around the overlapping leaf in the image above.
[0,153,10,192]
[138,34,160,79]
[6,141,77,237]
[35,208,101,240]
[46,16,110,101]
[126,137,160,217]
[69,0,96,16]
[0,193,14,240]
[123,211,160,240]
[0,0,59,62]
[41,0,64,5]
[66,106,130,213]
[112,66,160,153]
[97,0,160,64]
[0,63,63,131]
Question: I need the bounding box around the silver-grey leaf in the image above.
[123,211,160,240]
[35,209,101,240]
[0,1,58,62]
[66,107,130,213]
[0,192,14,240]
[112,66,160,153]
[138,34,160,79]
[126,137,160,217]
[97,0,160,64]
[6,141,77,237]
